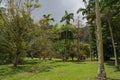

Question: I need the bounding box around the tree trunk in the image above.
[95,0,106,79]
[71,56,74,61]
[49,56,52,60]
[89,34,93,61]
[39,53,41,60]
[90,46,93,61]
[107,19,119,71]
[77,17,80,60]
[31,52,34,59]
[13,49,20,67]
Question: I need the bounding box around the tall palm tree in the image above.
[77,0,96,61]
[60,11,74,61]
[43,14,54,22]
[103,7,119,71]
[100,0,120,71]
[95,0,106,79]
[39,14,54,29]
[38,14,54,60]
[60,11,74,24]
[42,14,54,25]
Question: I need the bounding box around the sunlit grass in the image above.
[0,58,120,80]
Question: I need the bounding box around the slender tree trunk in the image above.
[64,30,67,61]
[107,19,119,71]
[31,52,34,59]
[77,31,80,59]
[90,45,93,61]
[95,0,106,79]
[77,16,80,59]
[39,53,41,60]
[89,33,93,61]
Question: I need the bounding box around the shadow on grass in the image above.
[0,65,50,77]
[93,77,120,80]
[105,60,120,68]
[105,59,120,67]
[0,60,66,78]
[107,78,120,80]
[51,59,88,65]
[105,61,115,67]
[105,60,120,80]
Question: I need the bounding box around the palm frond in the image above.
[77,8,86,14]
[51,18,54,22]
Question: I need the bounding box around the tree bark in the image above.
[107,19,119,71]
[13,32,22,67]
[89,33,93,61]
[77,16,80,60]
[90,45,93,61]
[95,0,106,79]
[13,49,20,67]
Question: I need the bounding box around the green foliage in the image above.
[0,0,40,66]
[60,11,74,24]
[0,36,14,64]
[27,14,55,60]
[79,0,120,60]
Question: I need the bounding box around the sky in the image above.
[32,0,86,24]
[0,0,86,25]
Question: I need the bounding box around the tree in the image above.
[95,0,106,79]
[0,0,40,67]
[28,14,55,60]
[77,0,97,61]
[60,11,74,24]
[60,11,74,61]
[103,8,119,71]
[59,24,75,61]
[100,0,120,71]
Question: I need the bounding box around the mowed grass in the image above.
[0,58,120,80]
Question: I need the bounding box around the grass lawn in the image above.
[0,58,120,80]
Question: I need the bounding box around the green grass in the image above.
[0,58,120,80]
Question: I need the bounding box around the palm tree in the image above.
[39,14,54,29]
[41,14,54,26]
[101,5,119,71]
[43,14,54,22]
[38,14,54,60]
[95,0,106,79]
[77,0,96,61]
[60,11,74,61]
[60,11,74,24]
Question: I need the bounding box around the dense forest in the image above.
[0,0,120,80]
